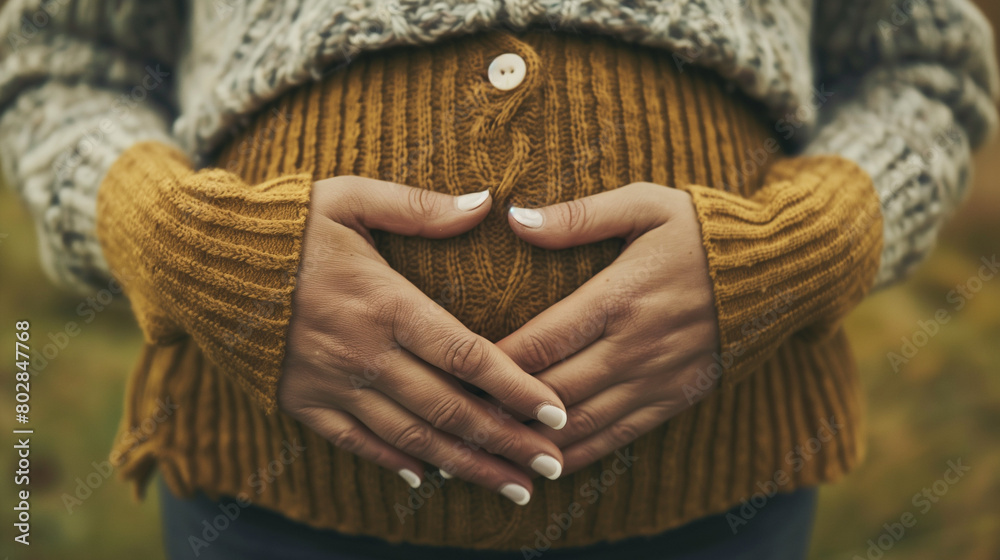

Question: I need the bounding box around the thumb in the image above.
[507,182,671,249]
[316,176,492,238]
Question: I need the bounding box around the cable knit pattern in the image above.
[105,32,881,547]
[0,0,997,294]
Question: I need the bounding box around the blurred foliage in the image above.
[1,193,155,558]
[809,147,1000,560]
[810,3,1000,557]
[2,2,999,558]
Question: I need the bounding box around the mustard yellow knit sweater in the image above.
[96,31,882,549]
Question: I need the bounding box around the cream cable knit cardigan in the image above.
[0,0,997,293]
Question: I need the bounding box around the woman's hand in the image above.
[278,176,568,504]
[498,183,720,475]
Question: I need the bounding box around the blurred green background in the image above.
[2,4,999,559]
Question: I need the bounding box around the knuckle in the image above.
[427,397,472,433]
[407,187,438,218]
[568,407,602,437]
[545,377,574,407]
[558,198,589,231]
[486,429,524,458]
[454,459,491,482]
[364,445,388,467]
[579,309,608,340]
[368,295,407,331]
[443,334,490,380]
[519,333,562,372]
[609,421,640,446]
[392,424,434,456]
[604,290,637,325]
[330,428,365,453]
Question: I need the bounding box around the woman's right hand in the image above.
[277,176,568,504]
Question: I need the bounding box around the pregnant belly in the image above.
[216,30,775,341]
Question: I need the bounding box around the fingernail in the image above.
[536,404,567,430]
[530,454,563,480]
[439,469,454,480]
[455,189,490,211]
[509,206,544,228]
[398,469,421,489]
[500,483,531,506]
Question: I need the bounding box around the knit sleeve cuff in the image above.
[96,141,313,413]
[678,155,883,388]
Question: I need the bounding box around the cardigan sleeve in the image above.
[0,0,182,292]
[681,0,998,387]
[678,155,884,388]
[0,2,314,412]
[96,141,313,413]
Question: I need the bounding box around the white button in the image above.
[488,53,526,91]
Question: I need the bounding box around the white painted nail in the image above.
[398,469,421,489]
[439,469,454,480]
[455,189,490,211]
[500,483,531,506]
[536,404,567,430]
[509,206,544,228]
[530,455,563,480]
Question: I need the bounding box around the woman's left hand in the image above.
[497,183,720,475]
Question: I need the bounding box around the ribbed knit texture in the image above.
[96,143,312,412]
[679,157,883,386]
[2,1,996,295]
[100,31,882,549]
